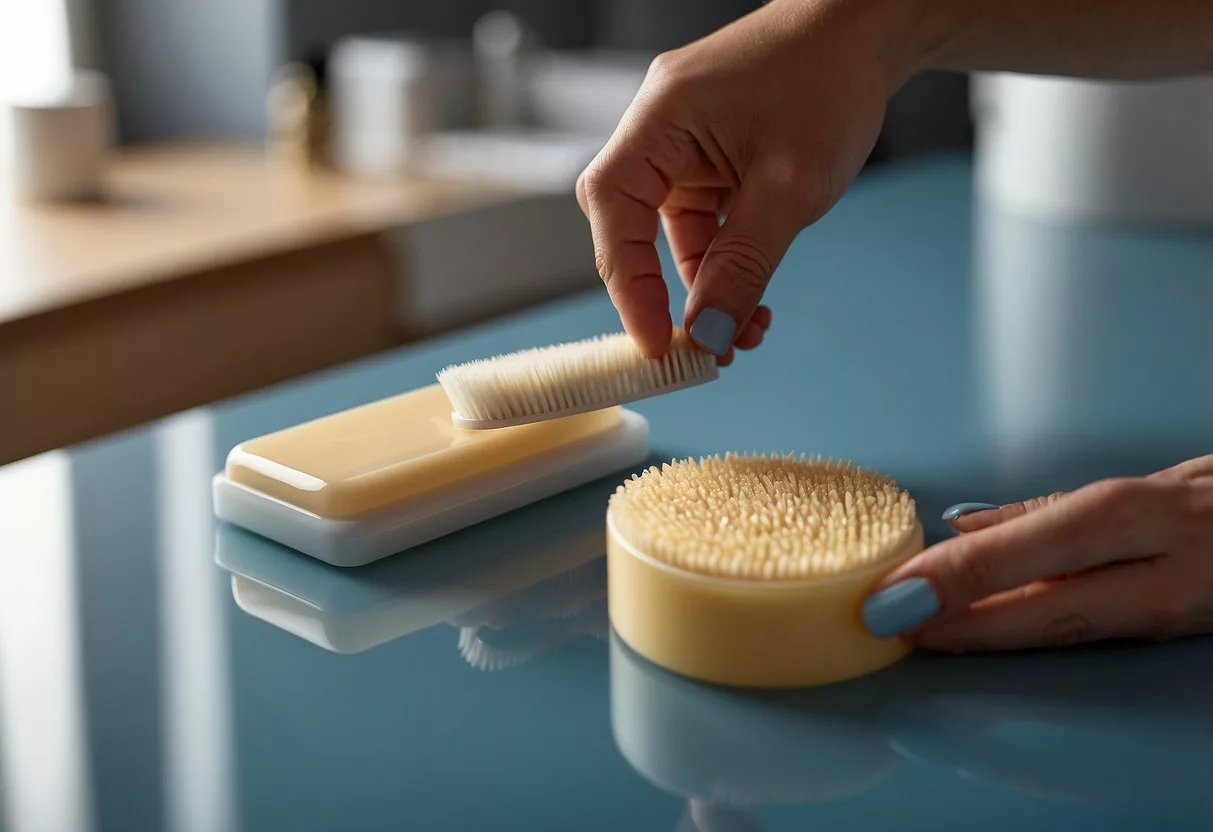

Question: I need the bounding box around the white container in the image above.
[972,72,1213,227]
[6,70,113,201]
[525,49,649,138]
[329,35,475,178]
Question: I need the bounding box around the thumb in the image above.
[683,182,800,356]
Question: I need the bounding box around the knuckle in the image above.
[1011,491,1065,518]
[710,236,775,294]
[645,50,687,91]
[1042,490,1067,507]
[593,248,613,285]
[580,164,610,203]
[769,169,828,220]
[1102,477,1148,512]
[764,154,837,223]
[1159,481,1201,553]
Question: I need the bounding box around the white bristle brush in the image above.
[436,329,718,429]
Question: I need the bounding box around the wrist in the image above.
[829,0,972,93]
[762,0,971,93]
[890,0,973,79]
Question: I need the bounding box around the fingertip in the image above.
[631,318,675,359]
[612,274,673,358]
[716,347,735,367]
[861,575,942,639]
[754,305,773,331]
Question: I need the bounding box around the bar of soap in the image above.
[226,384,622,518]
[606,454,923,688]
[213,384,648,567]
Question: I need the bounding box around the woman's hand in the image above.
[576,0,1213,363]
[862,455,1213,651]
[575,0,922,362]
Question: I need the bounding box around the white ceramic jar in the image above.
[7,70,113,202]
[972,72,1213,227]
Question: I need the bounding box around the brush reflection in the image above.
[214,476,613,669]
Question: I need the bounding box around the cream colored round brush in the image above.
[606,453,923,688]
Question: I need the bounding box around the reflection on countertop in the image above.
[611,630,1213,831]
[973,196,1213,488]
[611,633,898,832]
[6,156,1213,831]
[215,472,617,668]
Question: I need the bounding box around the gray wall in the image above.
[95,0,276,143]
[284,0,597,58]
[596,0,758,51]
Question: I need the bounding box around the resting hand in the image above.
[862,455,1213,651]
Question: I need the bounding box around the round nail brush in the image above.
[606,453,923,688]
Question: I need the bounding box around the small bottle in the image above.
[266,58,330,172]
[472,10,540,129]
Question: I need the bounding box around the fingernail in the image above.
[862,577,940,638]
[940,502,999,522]
[689,307,736,356]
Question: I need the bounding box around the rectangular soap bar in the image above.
[226,384,622,519]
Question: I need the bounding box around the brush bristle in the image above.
[609,454,918,580]
[456,599,609,672]
[436,330,716,425]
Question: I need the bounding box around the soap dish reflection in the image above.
[214,479,612,668]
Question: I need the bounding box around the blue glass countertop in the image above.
[3,155,1212,831]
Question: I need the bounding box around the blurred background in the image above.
[2,0,1211,468]
[0,0,972,467]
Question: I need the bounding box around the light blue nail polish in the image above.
[689,307,736,356]
[940,502,999,521]
[862,577,940,638]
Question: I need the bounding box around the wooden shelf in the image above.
[0,142,524,327]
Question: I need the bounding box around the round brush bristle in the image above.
[608,453,918,581]
[436,330,717,428]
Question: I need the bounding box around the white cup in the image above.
[7,70,114,202]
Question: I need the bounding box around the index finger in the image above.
[576,140,673,358]
[862,477,1169,638]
